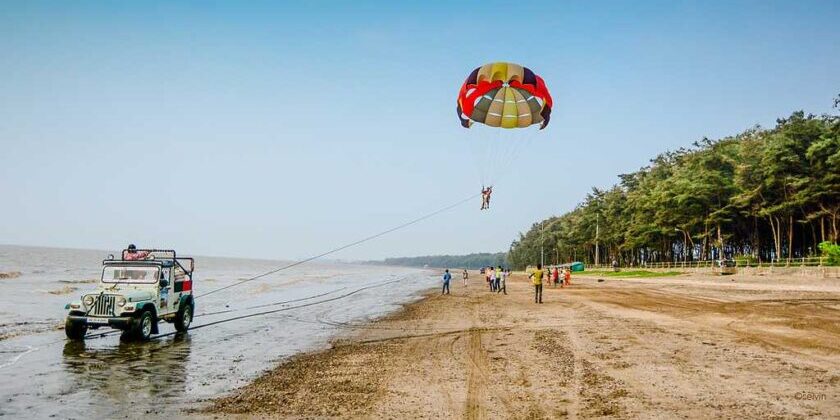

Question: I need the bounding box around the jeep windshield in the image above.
[102,266,159,284]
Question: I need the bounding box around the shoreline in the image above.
[201,272,840,418]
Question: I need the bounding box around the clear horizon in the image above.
[1,1,838,260]
[0,242,503,262]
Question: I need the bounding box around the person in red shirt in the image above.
[122,244,151,261]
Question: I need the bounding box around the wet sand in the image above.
[204,272,840,419]
[0,245,439,418]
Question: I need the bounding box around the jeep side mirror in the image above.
[159,279,169,288]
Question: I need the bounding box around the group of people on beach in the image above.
[482,266,509,294]
[442,265,570,302]
[441,266,509,295]
[527,264,572,303]
[549,265,572,288]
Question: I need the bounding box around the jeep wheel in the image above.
[127,310,155,341]
[64,319,87,340]
[174,303,193,332]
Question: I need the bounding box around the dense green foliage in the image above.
[819,241,840,266]
[377,252,508,269]
[509,107,840,269]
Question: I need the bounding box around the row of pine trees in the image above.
[508,104,840,269]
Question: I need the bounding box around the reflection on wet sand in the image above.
[0,246,433,418]
[62,333,193,406]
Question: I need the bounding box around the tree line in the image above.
[373,252,508,269]
[508,104,840,269]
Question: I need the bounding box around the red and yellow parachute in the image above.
[457,62,553,130]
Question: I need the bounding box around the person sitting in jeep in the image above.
[123,244,151,261]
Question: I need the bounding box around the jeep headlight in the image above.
[83,295,95,307]
[116,296,126,307]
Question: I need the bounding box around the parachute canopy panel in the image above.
[457,62,553,130]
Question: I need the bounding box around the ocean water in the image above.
[0,245,436,418]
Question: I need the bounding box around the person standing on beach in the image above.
[497,267,507,295]
[552,266,560,288]
[529,264,544,303]
[462,269,469,286]
[488,266,496,292]
[442,269,452,295]
[494,266,502,292]
[564,268,571,286]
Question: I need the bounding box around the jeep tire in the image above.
[64,319,87,340]
[126,310,155,341]
[174,302,193,332]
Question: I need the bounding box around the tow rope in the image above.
[195,192,480,299]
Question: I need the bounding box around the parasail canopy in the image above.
[457,62,553,130]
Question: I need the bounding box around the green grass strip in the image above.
[576,270,683,278]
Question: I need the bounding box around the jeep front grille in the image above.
[89,295,116,317]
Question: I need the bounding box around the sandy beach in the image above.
[203,271,840,419]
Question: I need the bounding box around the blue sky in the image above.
[1,1,838,260]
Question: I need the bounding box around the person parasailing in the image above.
[456,62,553,209]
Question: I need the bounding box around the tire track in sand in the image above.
[465,329,488,420]
[562,321,584,420]
[441,334,460,413]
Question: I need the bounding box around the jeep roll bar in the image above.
[107,248,195,276]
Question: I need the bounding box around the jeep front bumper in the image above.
[66,315,136,329]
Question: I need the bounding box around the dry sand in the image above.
[203,272,840,419]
